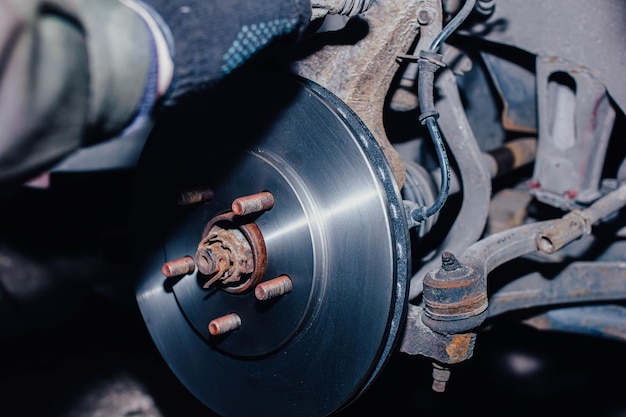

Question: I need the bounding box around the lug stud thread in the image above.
[232,191,274,216]
[177,188,214,206]
[161,256,196,277]
[255,275,293,301]
[208,313,242,336]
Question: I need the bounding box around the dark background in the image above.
[3,291,626,417]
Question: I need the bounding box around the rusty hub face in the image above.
[195,211,267,294]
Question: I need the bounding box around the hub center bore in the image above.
[195,210,267,294]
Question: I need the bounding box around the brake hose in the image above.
[412,0,477,222]
[430,0,478,53]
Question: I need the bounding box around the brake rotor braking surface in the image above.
[133,71,410,416]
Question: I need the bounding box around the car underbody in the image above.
[2,1,626,416]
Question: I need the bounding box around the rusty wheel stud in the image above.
[177,187,214,206]
[162,256,196,277]
[231,191,274,216]
[255,275,293,301]
[208,313,241,336]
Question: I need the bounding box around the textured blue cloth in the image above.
[142,0,312,105]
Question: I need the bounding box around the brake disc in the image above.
[132,71,410,416]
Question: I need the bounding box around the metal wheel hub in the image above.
[195,207,268,293]
[132,71,410,416]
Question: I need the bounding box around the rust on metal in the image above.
[291,0,436,187]
[255,275,293,301]
[196,227,254,286]
[208,313,242,336]
[423,253,487,316]
[196,211,267,294]
[176,187,214,205]
[231,191,275,216]
[161,256,196,277]
[535,211,591,254]
[445,333,475,362]
[424,293,489,316]
[422,252,488,334]
[399,305,477,365]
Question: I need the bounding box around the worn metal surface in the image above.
[230,191,275,216]
[207,312,242,336]
[391,0,444,112]
[292,0,437,187]
[254,274,293,301]
[133,71,409,416]
[461,0,626,115]
[405,181,626,357]
[176,187,214,206]
[522,304,626,343]
[531,56,616,206]
[195,211,266,293]
[460,182,626,278]
[399,304,476,364]
[480,49,537,134]
[422,251,488,334]
[489,262,626,319]
[161,256,195,278]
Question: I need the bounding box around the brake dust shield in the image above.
[132,71,409,416]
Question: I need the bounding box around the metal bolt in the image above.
[176,187,214,205]
[231,191,274,216]
[441,251,461,271]
[417,9,432,25]
[161,256,196,277]
[431,362,451,393]
[255,275,293,301]
[208,313,241,336]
